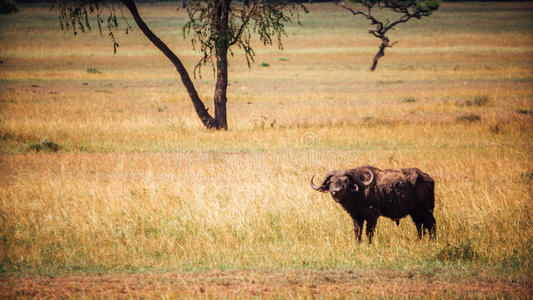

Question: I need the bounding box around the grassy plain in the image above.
[0,1,532,298]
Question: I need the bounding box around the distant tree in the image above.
[0,0,18,14]
[57,0,306,130]
[340,0,440,71]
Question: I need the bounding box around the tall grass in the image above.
[0,147,531,278]
[0,2,532,281]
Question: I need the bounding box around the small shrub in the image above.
[86,67,101,74]
[279,57,289,61]
[473,95,490,106]
[29,139,60,152]
[457,114,481,122]
[456,95,490,107]
[436,241,479,262]
[29,143,41,152]
[516,109,531,115]
[401,97,416,103]
[259,62,270,67]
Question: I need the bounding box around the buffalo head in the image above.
[310,169,374,200]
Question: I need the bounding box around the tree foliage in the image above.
[57,0,128,53]
[56,0,306,74]
[341,0,440,71]
[183,0,306,77]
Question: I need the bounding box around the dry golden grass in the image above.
[0,1,532,298]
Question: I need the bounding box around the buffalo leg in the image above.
[365,217,377,244]
[353,219,364,242]
[422,213,437,239]
[410,214,423,240]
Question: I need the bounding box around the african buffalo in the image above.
[310,166,436,243]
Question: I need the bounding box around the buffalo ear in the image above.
[348,180,359,192]
[345,172,361,189]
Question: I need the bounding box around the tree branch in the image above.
[339,1,365,17]
[229,1,257,46]
[382,12,414,35]
[120,0,217,129]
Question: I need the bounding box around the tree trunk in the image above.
[214,52,228,130]
[212,0,231,130]
[370,43,386,72]
[121,0,219,129]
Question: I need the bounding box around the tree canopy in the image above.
[183,0,306,76]
[341,0,440,71]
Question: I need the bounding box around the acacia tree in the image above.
[58,0,305,130]
[340,0,440,71]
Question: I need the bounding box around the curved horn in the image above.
[309,175,322,191]
[310,171,336,192]
[345,169,374,187]
[361,170,374,186]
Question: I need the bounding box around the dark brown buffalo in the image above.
[310,166,436,243]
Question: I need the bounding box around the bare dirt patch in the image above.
[1,271,530,298]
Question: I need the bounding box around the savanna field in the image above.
[0,1,532,298]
